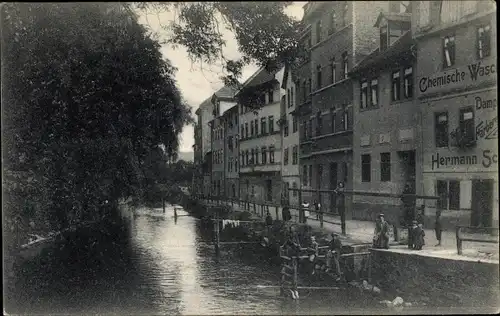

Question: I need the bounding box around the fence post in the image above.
[456,226,462,255]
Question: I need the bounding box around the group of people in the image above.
[281,228,343,281]
[372,183,444,250]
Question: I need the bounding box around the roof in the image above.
[222,103,239,116]
[349,31,414,76]
[212,85,238,101]
[374,12,411,27]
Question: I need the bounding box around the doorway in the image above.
[398,150,416,192]
[471,179,494,227]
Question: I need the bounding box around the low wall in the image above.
[370,249,499,312]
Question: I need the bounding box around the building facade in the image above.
[350,10,419,224]
[238,66,285,205]
[208,87,237,198]
[223,105,239,199]
[193,97,214,196]
[281,64,300,206]
[297,1,392,215]
[412,0,498,228]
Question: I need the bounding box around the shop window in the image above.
[437,180,461,210]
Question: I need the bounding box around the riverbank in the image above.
[189,196,500,312]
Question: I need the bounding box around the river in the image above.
[6,205,384,315]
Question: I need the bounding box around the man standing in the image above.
[373,213,390,249]
[326,233,343,281]
[313,200,321,220]
[334,182,346,235]
[435,209,442,246]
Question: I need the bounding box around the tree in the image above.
[129,2,303,108]
[1,3,193,240]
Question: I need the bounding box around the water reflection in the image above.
[8,205,383,315]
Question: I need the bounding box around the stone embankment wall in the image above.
[370,249,500,311]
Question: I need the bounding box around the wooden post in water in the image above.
[162,197,166,214]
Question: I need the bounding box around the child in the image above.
[435,209,442,246]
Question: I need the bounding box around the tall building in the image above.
[297,1,392,215]
[223,104,239,199]
[238,66,285,205]
[350,9,418,223]
[281,64,300,206]
[194,98,213,196]
[208,86,238,198]
[412,1,497,228]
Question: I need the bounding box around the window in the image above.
[308,118,313,137]
[308,165,313,187]
[316,20,322,43]
[245,150,249,165]
[303,121,308,140]
[292,182,298,197]
[404,67,413,98]
[292,146,298,165]
[308,78,312,94]
[343,108,349,131]
[284,119,289,137]
[361,154,371,182]
[254,148,259,164]
[261,147,267,164]
[287,89,291,107]
[284,148,289,165]
[260,117,267,134]
[380,153,391,182]
[268,90,274,103]
[235,158,238,171]
[303,80,307,101]
[342,53,348,79]
[360,80,368,109]
[331,59,336,84]
[316,65,322,90]
[292,116,298,133]
[443,35,456,68]
[380,25,388,50]
[254,119,258,135]
[268,116,274,133]
[250,148,255,165]
[250,120,254,136]
[437,180,461,210]
[269,146,275,163]
[290,87,294,107]
[245,122,249,138]
[435,112,449,147]
[459,107,475,145]
[392,70,401,101]
[241,125,244,139]
[228,136,233,150]
[330,108,336,133]
[316,111,322,136]
[303,165,308,186]
[329,11,336,34]
[478,25,491,59]
[370,79,378,106]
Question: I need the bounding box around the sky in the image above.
[136,2,306,152]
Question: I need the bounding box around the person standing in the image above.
[373,213,390,249]
[313,200,321,220]
[326,233,343,281]
[401,184,416,249]
[434,209,442,246]
[334,182,346,234]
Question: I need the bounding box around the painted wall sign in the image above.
[475,96,497,111]
[418,60,496,95]
[476,116,498,140]
[431,150,498,170]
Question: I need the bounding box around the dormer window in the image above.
[380,25,388,50]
